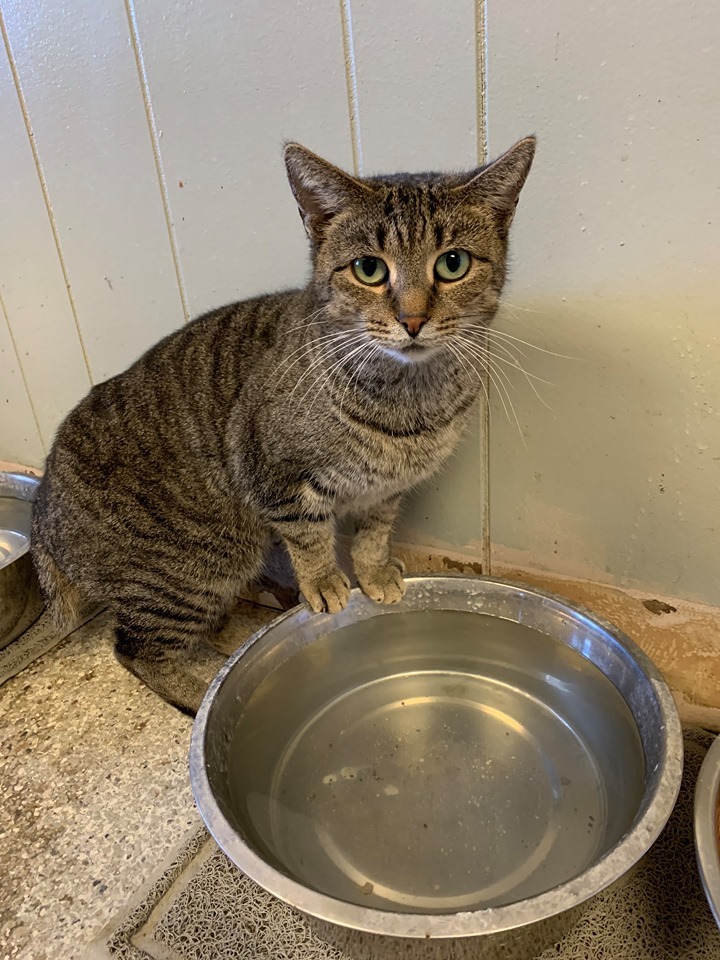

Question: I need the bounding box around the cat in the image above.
[31,136,535,716]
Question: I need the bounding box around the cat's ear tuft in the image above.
[284,143,367,244]
[457,136,536,233]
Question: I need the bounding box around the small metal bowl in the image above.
[695,734,720,926]
[0,471,43,650]
[191,576,682,956]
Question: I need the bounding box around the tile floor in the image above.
[0,604,275,960]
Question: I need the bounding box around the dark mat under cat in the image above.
[89,729,719,959]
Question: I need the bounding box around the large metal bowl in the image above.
[191,575,682,956]
[0,471,43,650]
[695,734,720,926]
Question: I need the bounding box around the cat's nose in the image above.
[397,314,428,339]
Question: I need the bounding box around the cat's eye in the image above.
[351,256,389,286]
[434,249,471,282]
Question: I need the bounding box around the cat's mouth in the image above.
[391,338,442,362]
[402,341,430,354]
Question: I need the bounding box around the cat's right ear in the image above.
[284,143,368,244]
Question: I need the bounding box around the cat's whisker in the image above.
[460,326,529,363]
[484,327,579,361]
[446,342,491,416]
[293,333,369,406]
[284,304,331,332]
[461,330,555,388]
[289,336,358,399]
[287,333,367,403]
[488,350,554,410]
[455,337,526,443]
[486,365,526,446]
[455,336,515,396]
[303,339,371,414]
[270,330,347,381]
[453,314,579,360]
[345,341,382,410]
[284,317,334,334]
[496,297,541,315]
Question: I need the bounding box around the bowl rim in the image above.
[0,470,40,569]
[695,733,720,927]
[190,574,683,939]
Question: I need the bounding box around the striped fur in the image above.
[31,137,535,714]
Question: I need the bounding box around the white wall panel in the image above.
[131,0,355,316]
[487,0,720,603]
[0,24,91,454]
[1,0,186,385]
[351,0,478,174]
[0,305,44,467]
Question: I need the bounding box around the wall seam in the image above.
[339,0,363,176]
[0,290,46,456]
[475,0,489,166]
[124,0,191,323]
[475,0,492,575]
[0,8,95,386]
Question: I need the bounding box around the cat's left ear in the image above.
[456,136,536,234]
[284,143,369,244]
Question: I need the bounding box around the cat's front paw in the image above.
[358,559,406,605]
[300,570,351,614]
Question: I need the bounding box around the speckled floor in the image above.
[0,603,276,960]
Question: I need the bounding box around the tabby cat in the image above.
[31,137,535,715]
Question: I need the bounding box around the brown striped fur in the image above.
[31,138,535,715]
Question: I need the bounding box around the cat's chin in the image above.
[379,341,440,364]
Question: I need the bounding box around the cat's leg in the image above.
[271,517,349,613]
[114,627,223,717]
[351,495,406,604]
[112,588,228,716]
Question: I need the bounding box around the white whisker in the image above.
[446,342,491,415]
[284,304,331,332]
[455,313,579,360]
[455,335,525,443]
[460,330,555,401]
[497,297,541,315]
[304,339,370,414]
[346,341,382,409]
[288,333,367,403]
[484,327,579,360]
[270,330,346,381]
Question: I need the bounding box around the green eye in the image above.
[351,256,389,286]
[435,249,471,282]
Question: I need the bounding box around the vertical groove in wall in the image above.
[0,291,46,455]
[475,0,492,574]
[339,0,363,176]
[124,0,190,323]
[0,9,95,386]
[475,0,489,166]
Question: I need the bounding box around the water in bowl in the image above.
[226,610,645,913]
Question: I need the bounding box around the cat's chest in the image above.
[327,408,469,504]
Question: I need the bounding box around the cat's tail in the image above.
[30,538,85,630]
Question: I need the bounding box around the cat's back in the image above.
[51,290,301,466]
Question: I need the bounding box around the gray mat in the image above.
[91,729,720,959]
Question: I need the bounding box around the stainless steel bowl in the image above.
[0,471,43,650]
[191,575,682,956]
[695,734,720,926]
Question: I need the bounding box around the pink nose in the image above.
[398,314,428,339]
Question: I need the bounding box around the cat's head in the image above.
[284,139,535,362]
